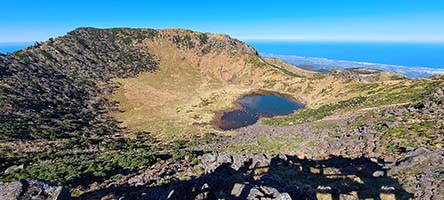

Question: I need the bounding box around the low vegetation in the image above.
[0,133,208,196]
[1,27,443,198]
[264,76,443,126]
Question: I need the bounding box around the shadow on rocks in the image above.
[79,154,413,200]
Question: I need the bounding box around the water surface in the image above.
[0,42,32,54]
[218,94,304,130]
[247,41,444,68]
[246,41,444,77]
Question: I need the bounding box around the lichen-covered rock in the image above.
[389,148,444,199]
[0,179,71,200]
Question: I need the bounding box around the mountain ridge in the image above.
[1,27,443,199]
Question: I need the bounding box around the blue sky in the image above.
[1,0,444,43]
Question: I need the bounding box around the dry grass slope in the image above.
[110,29,411,141]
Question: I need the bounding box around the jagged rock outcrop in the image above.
[159,28,258,55]
[0,179,70,200]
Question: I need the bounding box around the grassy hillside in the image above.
[110,31,413,140]
[263,76,442,126]
[0,27,419,141]
[1,27,443,198]
[110,29,319,139]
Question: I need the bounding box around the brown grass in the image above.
[110,30,404,141]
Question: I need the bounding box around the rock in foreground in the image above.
[0,179,70,200]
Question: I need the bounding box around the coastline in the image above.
[264,53,444,78]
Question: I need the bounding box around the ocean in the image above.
[0,42,33,54]
[2,41,444,78]
[246,41,444,78]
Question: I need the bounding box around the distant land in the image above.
[264,53,444,78]
[248,41,444,78]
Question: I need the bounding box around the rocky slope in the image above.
[76,84,443,199]
[212,84,444,199]
[1,27,444,199]
[1,28,160,139]
[1,27,305,197]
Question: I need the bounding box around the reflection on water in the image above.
[218,95,304,130]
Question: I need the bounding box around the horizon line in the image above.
[2,39,444,44]
[241,37,444,43]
